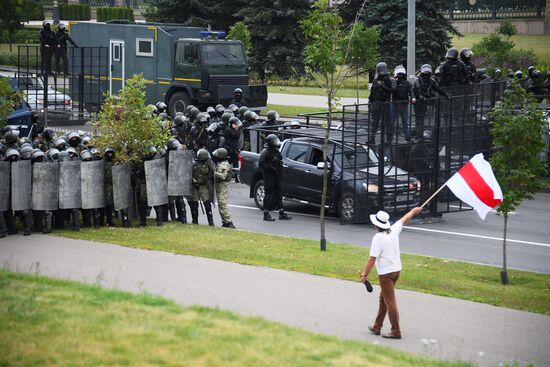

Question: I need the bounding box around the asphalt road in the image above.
[222,182,550,274]
[1,236,548,367]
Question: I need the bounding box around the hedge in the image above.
[59,4,91,21]
[21,0,44,21]
[0,28,39,44]
[97,7,135,22]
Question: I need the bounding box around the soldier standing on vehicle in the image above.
[213,148,235,228]
[189,149,215,226]
[230,88,248,107]
[391,66,414,142]
[368,62,395,145]
[459,48,477,84]
[412,64,450,140]
[55,23,78,75]
[259,134,292,222]
[439,48,469,89]
[39,20,57,75]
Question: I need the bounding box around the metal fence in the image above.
[16,45,109,128]
[447,0,545,20]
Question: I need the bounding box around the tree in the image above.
[144,0,212,27]
[301,0,368,251]
[346,23,380,103]
[228,21,252,57]
[237,0,311,81]
[0,78,22,130]
[0,0,24,52]
[489,79,547,285]
[93,74,170,165]
[364,0,458,70]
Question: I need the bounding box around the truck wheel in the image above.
[338,193,356,223]
[168,91,191,117]
[253,180,265,210]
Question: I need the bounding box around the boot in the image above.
[225,222,235,229]
[92,210,101,229]
[42,211,52,234]
[162,204,169,223]
[139,202,148,227]
[71,209,80,231]
[82,209,92,227]
[189,201,199,224]
[0,211,7,238]
[168,199,177,221]
[5,211,17,234]
[121,208,131,228]
[33,211,42,231]
[154,206,163,226]
[106,205,115,226]
[263,210,275,221]
[23,210,33,236]
[204,201,215,227]
[279,210,292,220]
[176,197,187,224]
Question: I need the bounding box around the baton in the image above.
[199,199,205,215]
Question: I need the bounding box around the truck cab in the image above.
[168,35,265,116]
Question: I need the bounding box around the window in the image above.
[201,43,245,65]
[286,143,309,163]
[136,38,154,57]
[175,42,199,64]
[309,148,324,167]
[112,43,121,61]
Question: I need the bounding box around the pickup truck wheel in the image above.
[338,193,356,223]
[253,180,265,210]
[168,91,191,118]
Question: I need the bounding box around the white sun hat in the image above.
[370,210,391,229]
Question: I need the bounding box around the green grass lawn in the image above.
[268,85,370,99]
[452,33,550,62]
[0,270,472,367]
[261,104,329,117]
[55,222,550,315]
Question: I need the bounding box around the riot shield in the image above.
[167,150,193,197]
[32,162,59,210]
[249,125,259,153]
[0,162,10,211]
[145,158,168,207]
[59,160,82,209]
[81,160,105,209]
[112,164,133,210]
[11,160,32,211]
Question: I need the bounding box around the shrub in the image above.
[0,52,18,67]
[59,4,91,20]
[96,7,134,22]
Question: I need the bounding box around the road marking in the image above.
[229,204,549,248]
[403,226,550,248]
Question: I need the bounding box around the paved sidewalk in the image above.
[269,92,369,108]
[1,235,549,367]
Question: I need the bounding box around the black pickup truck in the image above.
[239,136,421,222]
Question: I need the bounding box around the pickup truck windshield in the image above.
[201,43,245,66]
[333,145,385,169]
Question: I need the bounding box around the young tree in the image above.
[364,0,458,69]
[346,23,380,103]
[93,74,170,165]
[238,0,311,81]
[301,0,369,250]
[489,79,547,285]
[0,0,24,52]
[228,21,252,57]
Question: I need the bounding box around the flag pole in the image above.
[420,184,447,209]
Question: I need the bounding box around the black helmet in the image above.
[213,148,228,160]
[31,149,45,162]
[243,110,254,122]
[265,134,281,148]
[376,62,388,76]
[81,135,92,147]
[54,137,67,150]
[6,148,20,161]
[19,137,32,146]
[3,129,20,144]
[515,70,523,79]
[47,148,60,161]
[229,116,241,128]
[80,149,93,161]
[221,112,233,124]
[104,147,115,159]
[173,114,185,127]
[167,138,181,150]
[445,48,459,60]
[184,104,196,117]
[58,23,67,31]
[155,102,167,113]
[234,88,243,97]
[147,146,157,159]
[197,112,210,124]
[238,106,249,117]
[67,131,80,146]
[58,150,70,162]
[206,106,216,118]
[528,65,535,77]
[42,128,56,142]
[267,110,279,121]
[228,104,239,113]
[159,112,168,121]
[460,48,473,61]
[189,107,200,120]
[207,122,221,134]
[196,148,210,161]
[20,145,33,160]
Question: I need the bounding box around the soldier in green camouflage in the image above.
[189,149,215,226]
[213,148,235,229]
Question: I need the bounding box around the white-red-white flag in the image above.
[445,153,503,220]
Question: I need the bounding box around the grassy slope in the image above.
[261,104,328,117]
[0,271,472,367]
[268,85,370,99]
[55,223,550,315]
[451,33,550,62]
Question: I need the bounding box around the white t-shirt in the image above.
[369,221,403,275]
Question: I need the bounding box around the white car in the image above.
[12,74,73,112]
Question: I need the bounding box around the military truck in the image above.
[67,21,267,115]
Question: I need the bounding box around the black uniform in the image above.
[412,75,448,139]
[39,28,57,74]
[368,75,394,144]
[392,76,413,141]
[55,29,77,75]
[259,145,283,213]
[439,59,469,88]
